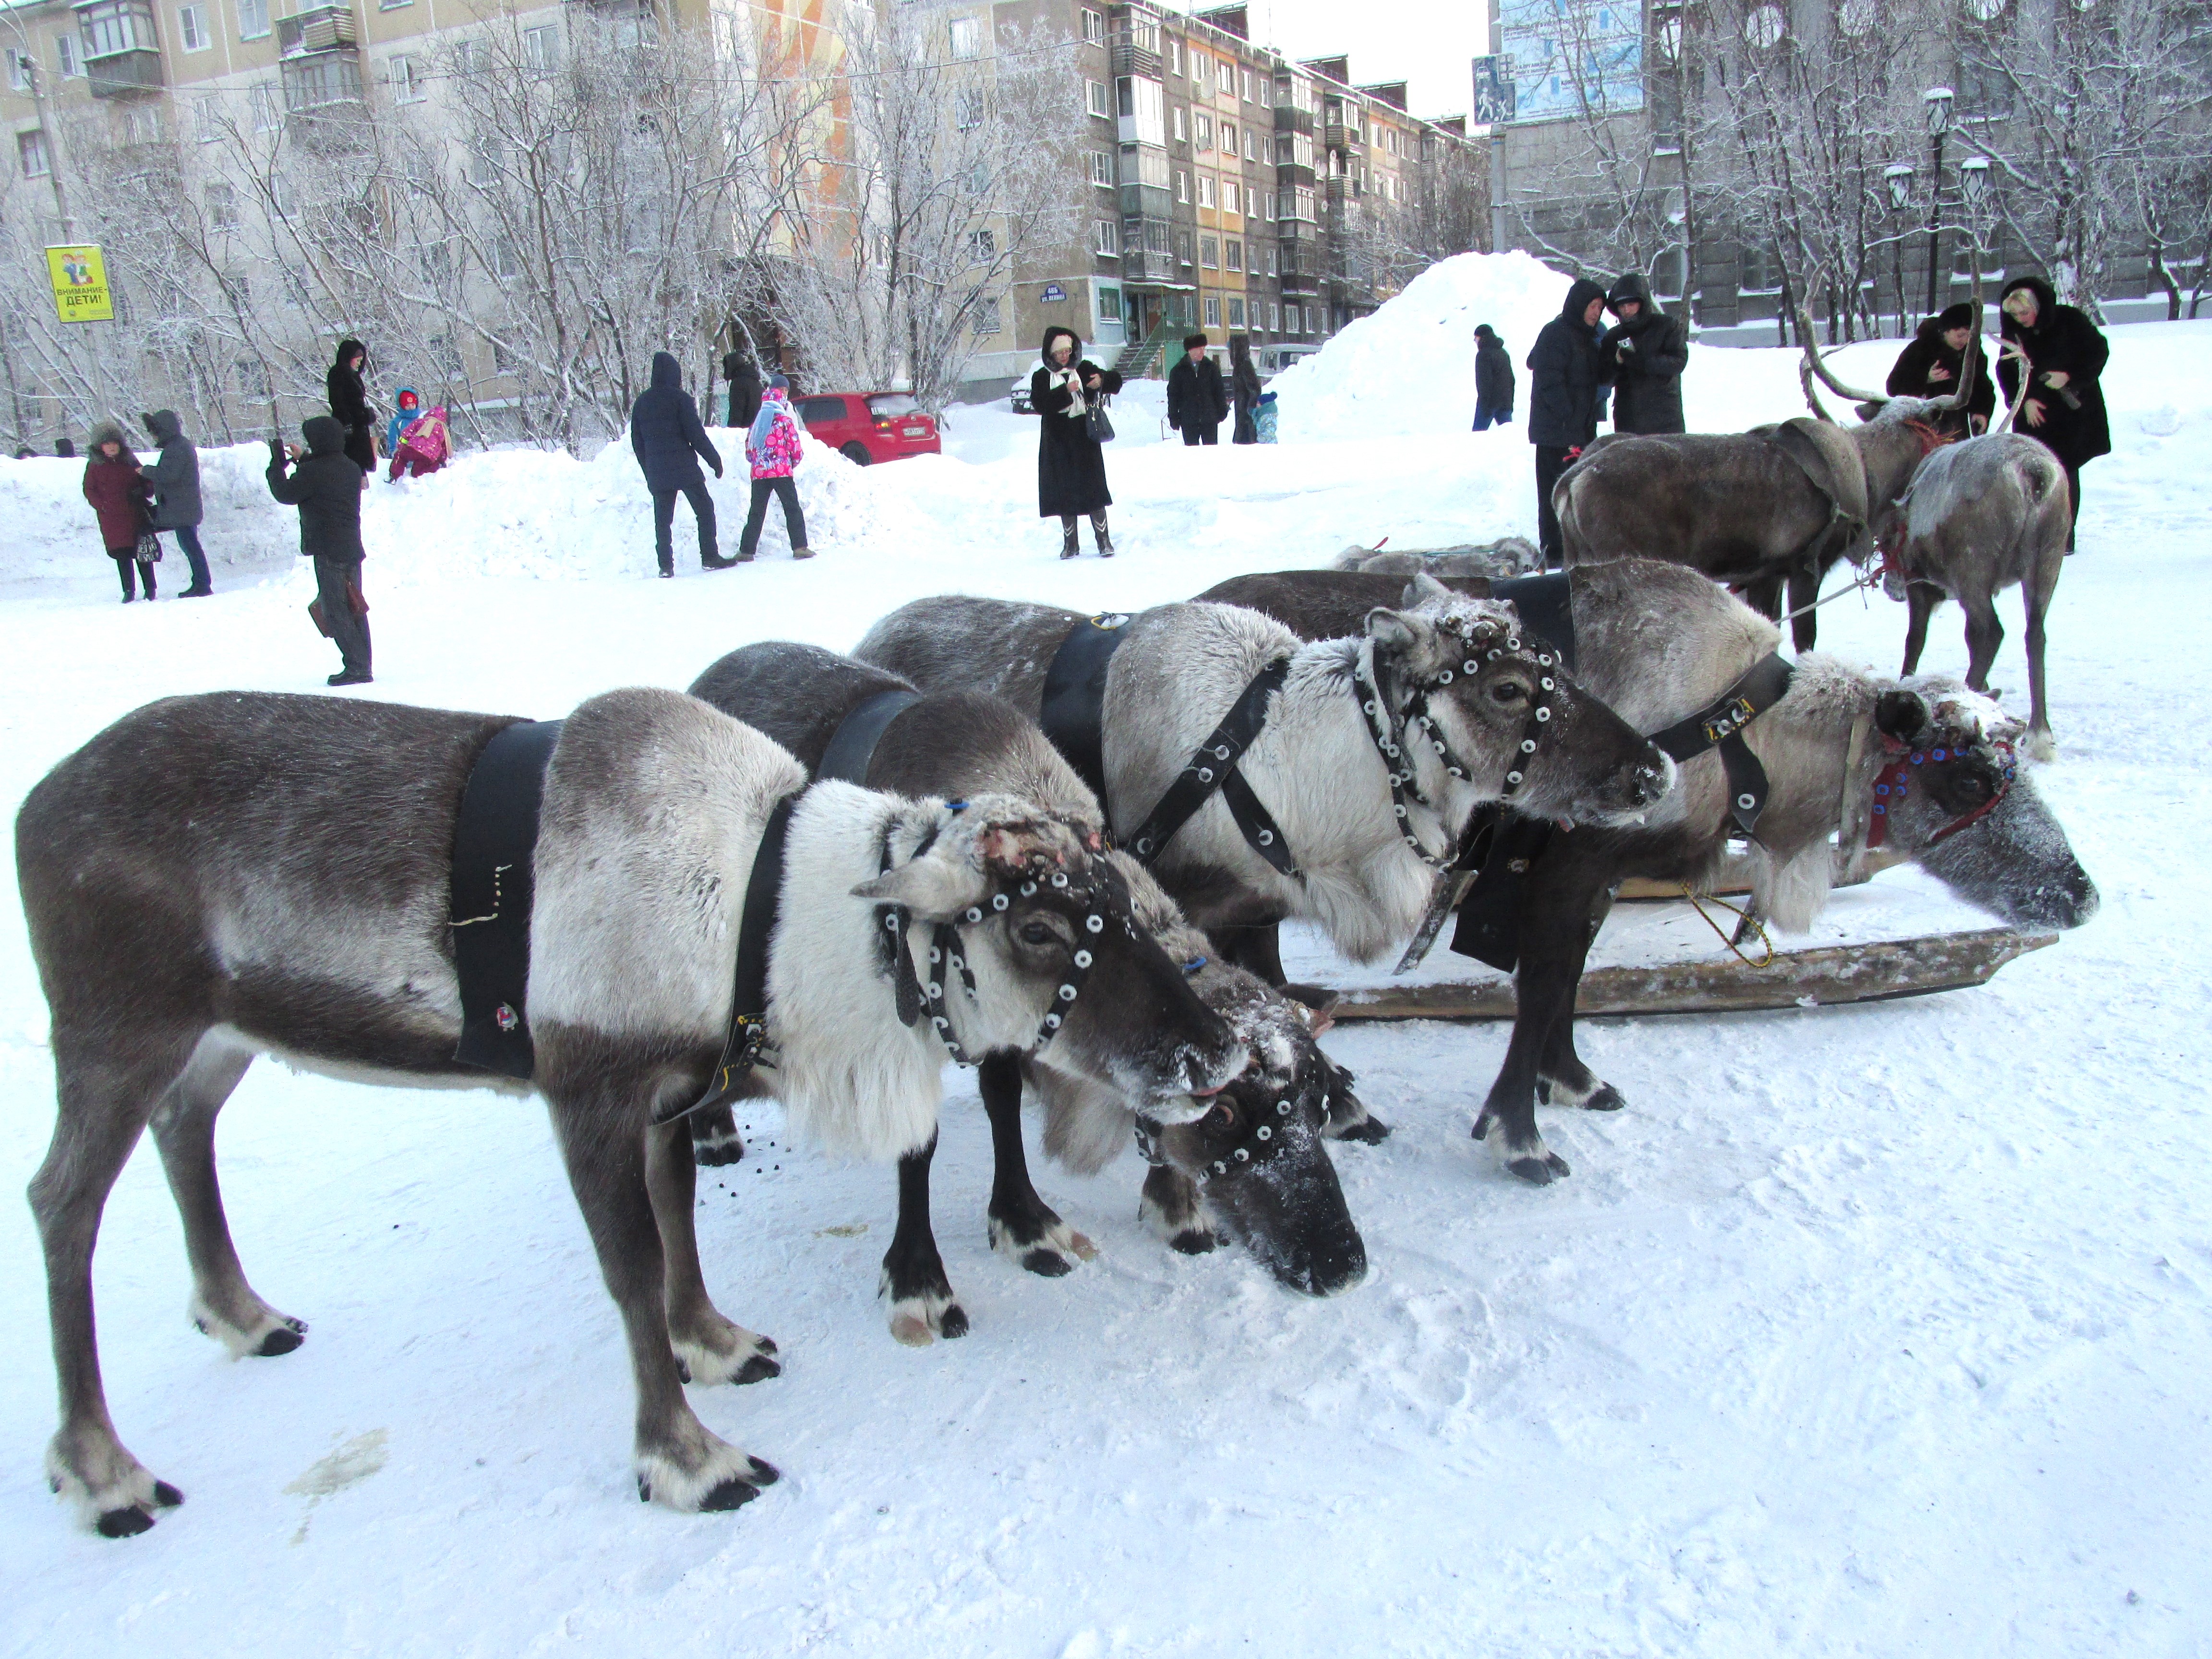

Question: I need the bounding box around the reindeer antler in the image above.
[1992,338,2035,433]
[1796,309,1891,406]
[1798,353,1837,423]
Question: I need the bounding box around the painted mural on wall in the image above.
[1496,0,1645,123]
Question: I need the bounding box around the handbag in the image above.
[134,529,163,564]
[1085,401,1116,444]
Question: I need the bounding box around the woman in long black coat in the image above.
[1885,302,1996,439]
[1032,326,1122,558]
[1996,275,2110,548]
[325,338,377,474]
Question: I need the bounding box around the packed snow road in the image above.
[1,259,2207,1656]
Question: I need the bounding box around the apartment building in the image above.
[963,0,1486,388]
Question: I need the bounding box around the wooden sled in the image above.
[1328,928,2056,1022]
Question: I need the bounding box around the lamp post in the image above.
[1923,86,1953,318]
[1886,162,1915,334]
[1959,155,1990,312]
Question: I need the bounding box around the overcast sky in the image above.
[1167,0,1489,124]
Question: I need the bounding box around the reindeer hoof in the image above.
[938,1304,969,1340]
[745,1455,780,1487]
[733,1353,781,1386]
[1020,1248,1075,1278]
[1507,1152,1572,1185]
[1169,1227,1219,1256]
[152,1480,184,1508]
[255,1323,305,1358]
[1327,1114,1390,1144]
[889,1297,968,1346]
[694,1137,744,1167]
[2023,730,2057,764]
[1578,1083,1625,1112]
[96,1505,156,1539]
[697,1477,762,1512]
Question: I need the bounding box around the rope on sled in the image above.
[1679,884,1777,969]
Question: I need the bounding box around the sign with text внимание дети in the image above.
[45,244,114,323]
[1495,0,1644,123]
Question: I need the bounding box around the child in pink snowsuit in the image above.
[386,404,450,481]
[736,376,810,560]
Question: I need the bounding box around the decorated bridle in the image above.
[1864,731,2018,851]
[1351,613,1563,868]
[1133,1042,1333,1183]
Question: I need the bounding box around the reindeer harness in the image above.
[1863,734,2018,852]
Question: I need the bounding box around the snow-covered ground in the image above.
[2,255,2209,1657]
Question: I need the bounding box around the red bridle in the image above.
[1865,736,2018,850]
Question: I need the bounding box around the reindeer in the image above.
[1197,565,2098,1185]
[1555,331,1967,652]
[1795,336,2070,760]
[687,642,1369,1341]
[853,593,1672,992]
[17,689,1245,1536]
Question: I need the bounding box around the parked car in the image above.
[1256,344,1321,377]
[1010,380,1036,415]
[793,392,942,465]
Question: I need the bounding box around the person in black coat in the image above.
[1229,334,1263,445]
[1600,272,1688,435]
[1527,277,1612,566]
[1472,324,1515,430]
[721,351,763,430]
[1032,326,1122,557]
[1886,302,1996,438]
[143,409,212,596]
[325,338,377,475]
[630,350,729,576]
[1996,275,2110,547]
[1166,334,1229,446]
[267,414,372,684]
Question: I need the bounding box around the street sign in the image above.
[46,244,113,323]
[1473,55,1516,125]
[1041,282,1067,302]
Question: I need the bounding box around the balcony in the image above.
[1274,104,1314,134]
[279,2,358,57]
[1324,176,1349,204]
[1111,38,1161,78]
[1323,121,1362,152]
[75,0,162,97]
[1119,249,1178,283]
[1275,160,1314,186]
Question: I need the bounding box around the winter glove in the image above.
[268,437,286,466]
[712,461,724,478]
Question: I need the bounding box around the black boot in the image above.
[1060,518,1080,560]
[1091,512,1113,558]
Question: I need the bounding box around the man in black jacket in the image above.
[721,351,763,429]
[1600,273,1688,435]
[1527,277,1611,566]
[1166,335,1229,445]
[1473,324,1515,430]
[630,350,729,577]
[267,415,372,685]
[1885,302,1995,439]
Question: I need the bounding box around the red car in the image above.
[792,392,941,466]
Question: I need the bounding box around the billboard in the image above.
[46,244,114,324]
[1495,0,1645,124]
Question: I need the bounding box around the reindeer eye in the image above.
[1208,1101,1236,1130]
[1019,920,1057,947]
[1490,682,1527,705]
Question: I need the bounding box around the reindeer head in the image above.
[852,795,1247,1111]
[1868,680,2096,930]
[1363,577,1674,827]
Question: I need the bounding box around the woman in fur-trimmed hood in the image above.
[1031,326,1122,557]
[1996,274,2110,546]
[83,422,157,602]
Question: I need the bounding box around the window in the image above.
[954,88,983,129]
[7,47,31,89]
[250,81,278,131]
[1174,168,1190,202]
[491,234,520,279]
[237,0,268,38]
[193,96,220,141]
[1223,180,1238,215]
[796,397,848,426]
[1194,113,1212,148]
[948,17,979,58]
[455,37,488,76]
[205,181,238,228]
[967,228,996,261]
[236,358,270,398]
[523,24,558,70]
[1098,286,1122,321]
[1176,230,1193,265]
[430,334,463,377]
[974,298,1002,337]
[1200,235,1217,268]
[380,0,412,10]
[1228,298,1245,328]
[390,54,422,101]
[1204,295,1220,327]
[18,130,51,178]
[1088,149,1113,187]
[1226,240,1242,271]
[493,337,518,372]
[1197,175,1214,208]
[1119,73,1163,142]
[1220,120,1235,153]
[1086,79,1109,118]
[1172,106,1186,142]
[1264,243,1277,273]
[123,102,164,144]
[1243,129,1257,161]
[178,4,207,50]
[1268,302,1280,330]
[421,239,451,281]
[1261,192,1274,222]
[1081,8,1102,42]
[1093,218,1119,255]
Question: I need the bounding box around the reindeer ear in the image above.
[1875,689,1930,744]
[1401,572,1453,609]
[850,853,987,921]
[1364,607,1422,651]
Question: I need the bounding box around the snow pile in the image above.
[1267,250,1575,442]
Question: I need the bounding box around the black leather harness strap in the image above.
[1121,658,1296,875]
[450,717,565,1080]
[655,793,798,1126]
[1647,651,1796,839]
[817,689,920,785]
[1038,612,1132,804]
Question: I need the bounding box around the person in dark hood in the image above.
[1886,301,1996,438]
[83,422,155,603]
[629,349,729,576]
[55,437,75,458]
[1527,277,1613,565]
[143,409,212,597]
[1032,326,1122,557]
[721,351,763,429]
[1996,274,2109,548]
[325,338,377,474]
[1599,272,1688,435]
[267,415,372,683]
[1472,323,1515,430]
[1229,333,1263,444]
[1166,334,1228,445]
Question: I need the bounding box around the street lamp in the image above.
[1923,86,1953,316]
[1886,163,1916,333]
[1959,155,1991,310]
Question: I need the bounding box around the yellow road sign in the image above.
[46,244,113,324]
